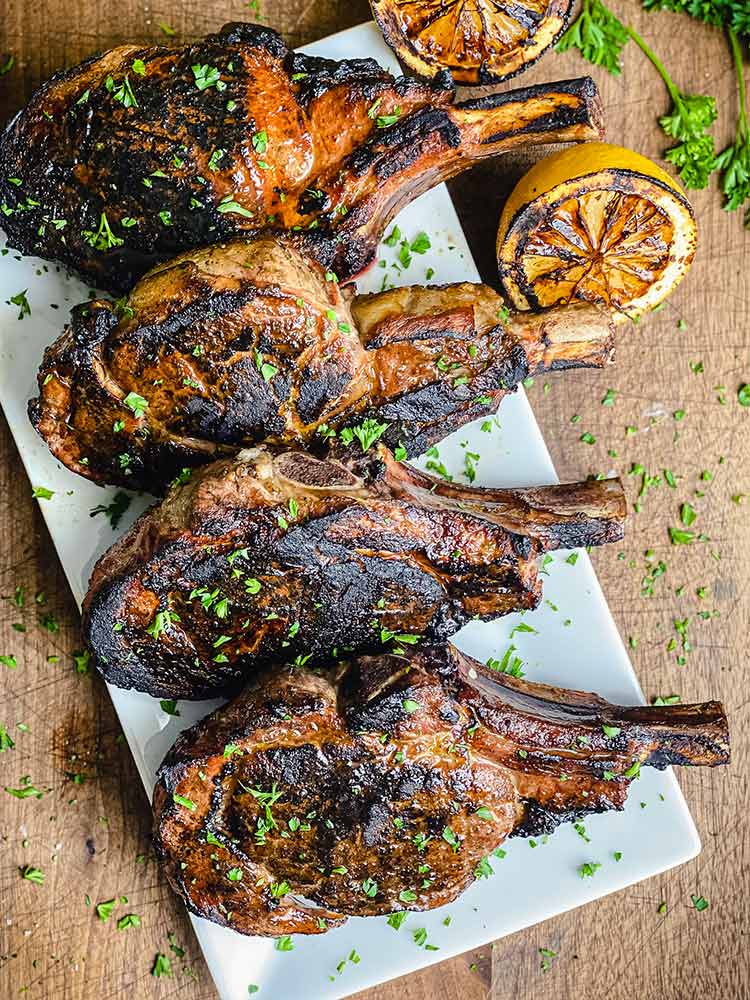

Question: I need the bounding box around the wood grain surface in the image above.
[0,2,747,999]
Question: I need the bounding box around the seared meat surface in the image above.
[152,642,729,936]
[82,446,626,699]
[30,236,614,493]
[0,22,603,293]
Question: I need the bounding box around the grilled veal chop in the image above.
[30,235,615,493]
[152,642,729,936]
[0,22,604,293]
[82,446,626,700]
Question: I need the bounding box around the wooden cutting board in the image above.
[0,2,747,998]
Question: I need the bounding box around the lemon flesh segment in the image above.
[497,166,697,319]
[371,0,573,85]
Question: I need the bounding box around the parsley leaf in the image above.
[8,288,30,319]
[89,491,131,529]
[714,29,750,223]
[192,64,224,92]
[123,391,148,418]
[556,0,630,74]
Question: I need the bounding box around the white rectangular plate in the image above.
[0,20,701,1000]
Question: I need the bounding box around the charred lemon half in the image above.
[497,143,697,319]
[370,0,573,85]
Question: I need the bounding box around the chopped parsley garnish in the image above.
[669,526,694,545]
[539,947,557,973]
[681,502,697,526]
[159,699,180,716]
[8,288,30,319]
[89,491,131,529]
[72,649,91,675]
[151,953,172,977]
[5,781,46,798]
[487,643,525,678]
[377,107,402,128]
[402,699,420,714]
[116,913,141,930]
[691,894,709,911]
[192,64,225,91]
[21,864,45,885]
[208,148,226,171]
[217,196,254,217]
[95,898,118,922]
[254,350,278,382]
[147,609,179,641]
[361,877,378,897]
[383,225,400,247]
[340,418,389,452]
[275,935,294,951]
[652,693,681,706]
[106,74,138,108]
[123,391,148,418]
[578,861,601,878]
[172,793,196,811]
[31,486,54,500]
[442,825,460,852]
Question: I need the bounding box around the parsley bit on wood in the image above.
[152,952,173,977]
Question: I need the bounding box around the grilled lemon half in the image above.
[497,143,697,319]
[370,0,573,85]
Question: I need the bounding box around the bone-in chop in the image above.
[152,642,729,936]
[82,446,626,700]
[30,236,614,494]
[0,22,603,293]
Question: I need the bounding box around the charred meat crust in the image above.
[0,19,603,293]
[29,235,615,494]
[151,642,728,936]
[81,447,625,699]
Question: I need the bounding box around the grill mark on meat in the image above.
[81,446,626,699]
[151,642,728,936]
[0,22,603,293]
[30,236,615,493]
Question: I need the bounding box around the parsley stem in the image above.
[728,28,748,140]
[625,25,680,106]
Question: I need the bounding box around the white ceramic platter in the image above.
[0,20,701,1000]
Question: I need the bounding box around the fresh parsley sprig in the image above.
[713,28,750,223]
[642,0,750,41]
[556,0,630,75]
[626,26,718,189]
[557,1,718,189]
